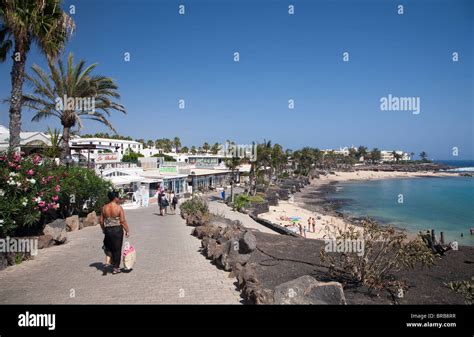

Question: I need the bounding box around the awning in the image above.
[105,175,144,186]
[140,178,162,184]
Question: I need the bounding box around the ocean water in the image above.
[435,159,474,172]
[331,177,474,246]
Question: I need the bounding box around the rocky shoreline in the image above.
[185,207,473,304]
[187,169,472,304]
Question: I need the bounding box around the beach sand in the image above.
[258,170,459,240]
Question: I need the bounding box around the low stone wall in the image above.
[249,215,300,237]
[182,209,346,304]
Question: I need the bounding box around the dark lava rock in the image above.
[273,275,346,304]
[239,231,257,254]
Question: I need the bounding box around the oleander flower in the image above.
[33,155,42,165]
[55,185,61,192]
[28,179,36,185]
[52,195,59,201]
[27,169,34,176]
[12,153,21,163]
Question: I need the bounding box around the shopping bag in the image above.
[123,241,136,270]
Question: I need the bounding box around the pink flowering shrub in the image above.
[0,152,60,237]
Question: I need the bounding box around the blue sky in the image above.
[1,0,473,159]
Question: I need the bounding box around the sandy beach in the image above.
[258,170,460,240]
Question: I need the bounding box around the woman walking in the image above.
[170,190,178,214]
[99,191,130,275]
[157,190,163,215]
[161,189,169,215]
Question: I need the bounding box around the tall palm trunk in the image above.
[8,42,27,151]
[61,125,71,160]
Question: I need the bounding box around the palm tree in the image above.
[357,146,368,161]
[180,146,189,154]
[271,143,287,182]
[146,139,154,148]
[44,127,62,158]
[370,148,381,163]
[191,146,196,154]
[419,151,428,162]
[0,0,74,150]
[225,156,241,203]
[23,53,125,159]
[202,142,210,153]
[211,142,221,155]
[173,136,181,153]
[162,138,172,152]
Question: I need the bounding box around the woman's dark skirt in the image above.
[103,226,124,269]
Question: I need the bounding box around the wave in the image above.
[447,167,474,172]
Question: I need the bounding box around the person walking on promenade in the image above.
[170,190,178,214]
[311,217,316,233]
[157,189,163,216]
[161,189,169,215]
[99,191,130,275]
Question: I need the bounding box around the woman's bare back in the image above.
[102,202,122,218]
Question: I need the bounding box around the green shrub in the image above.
[0,152,60,237]
[248,194,265,204]
[55,166,113,217]
[233,193,265,211]
[180,196,209,217]
[445,278,474,304]
[320,218,436,297]
[122,149,144,163]
[0,152,112,237]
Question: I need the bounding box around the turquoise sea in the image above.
[331,176,474,246]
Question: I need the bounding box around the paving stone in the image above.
[0,206,242,304]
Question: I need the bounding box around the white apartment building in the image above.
[70,137,143,160]
[322,146,355,156]
[140,146,163,157]
[380,150,411,162]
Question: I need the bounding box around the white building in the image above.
[322,146,356,156]
[140,146,163,157]
[380,150,411,162]
[175,153,229,166]
[70,137,143,161]
[0,124,51,152]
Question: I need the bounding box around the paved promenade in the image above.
[0,205,242,304]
